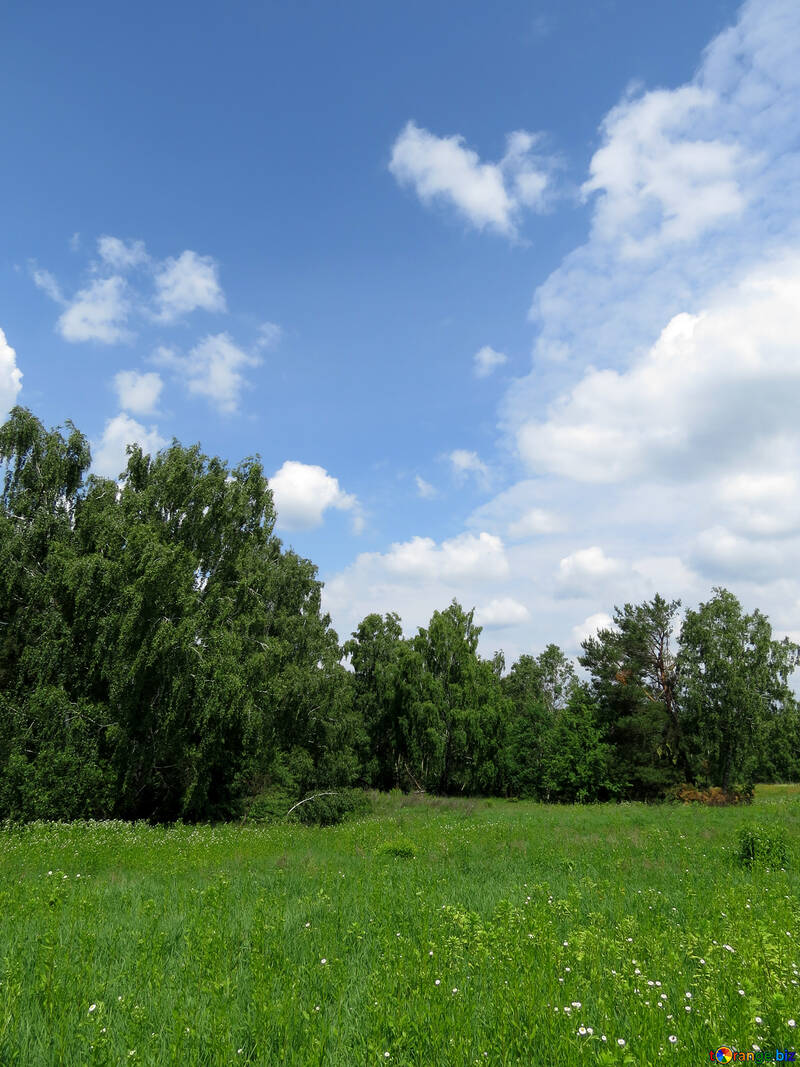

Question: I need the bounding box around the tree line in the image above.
[1,408,798,821]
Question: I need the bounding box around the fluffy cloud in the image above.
[92,413,167,478]
[476,597,530,628]
[322,0,800,664]
[0,328,23,415]
[508,508,565,539]
[57,276,131,344]
[157,333,259,414]
[389,121,551,236]
[270,460,359,531]
[556,546,624,597]
[473,345,508,378]
[518,258,800,484]
[154,250,226,321]
[379,531,509,582]
[582,86,745,259]
[97,236,148,270]
[114,370,163,415]
[32,239,228,344]
[572,612,614,646]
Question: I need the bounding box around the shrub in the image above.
[245,788,372,826]
[670,783,753,806]
[244,788,297,824]
[375,836,416,859]
[736,823,788,869]
[292,790,372,827]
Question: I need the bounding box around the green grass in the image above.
[2,788,799,1065]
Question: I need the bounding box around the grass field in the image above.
[1,789,799,1066]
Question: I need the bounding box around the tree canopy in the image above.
[1,407,798,820]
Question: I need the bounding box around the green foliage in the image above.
[679,588,800,793]
[2,791,799,1064]
[292,789,373,827]
[736,822,789,869]
[3,407,799,822]
[375,834,416,859]
[244,788,298,824]
[0,408,359,822]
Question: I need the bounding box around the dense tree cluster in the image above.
[1,408,798,820]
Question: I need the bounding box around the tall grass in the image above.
[1,787,798,1064]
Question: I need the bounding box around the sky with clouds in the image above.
[3,0,799,663]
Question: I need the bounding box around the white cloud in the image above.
[270,460,359,531]
[518,258,800,484]
[57,276,131,344]
[582,86,745,259]
[449,449,490,486]
[30,266,65,305]
[508,508,565,539]
[557,546,624,596]
[321,0,800,667]
[97,235,148,271]
[716,470,800,538]
[256,321,282,350]
[476,597,530,628]
[114,370,163,415]
[92,413,167,478]
[389,121,551,236]
[572,612,614,647]
[154,250,226,321]
[415,475,437,499]
[473,345,508,378]
[157,333,259,414]
[380,531,509,582]
[0,328,23,415]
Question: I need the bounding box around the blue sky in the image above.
[3,0,799,662]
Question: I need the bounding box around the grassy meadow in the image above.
[2,789,799,1066]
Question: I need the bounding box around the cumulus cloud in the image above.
[114,370,163,415]
[378,531,509,582]
[92,413,167,478]
[157,333,259,414]
[389,121,552,236]
[153,250,226,321]
[57,276,131,344]
[518,259,800,483]
[322,0,800,665]
[476,597,530,628]
[582,86,745,259]
[556,546,624,597]
[97,236,148,271]
[0,328,23,415]
[270,460,359,531]
[508,508,565,539]
[473,345,508,378]
[572,612,614,647]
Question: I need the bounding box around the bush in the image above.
[736,823,788,869]
[292,789,372,827]
[244,788,298,824]
[375,836,416,859]
[670,783,753,806]
[245,788,372,826]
